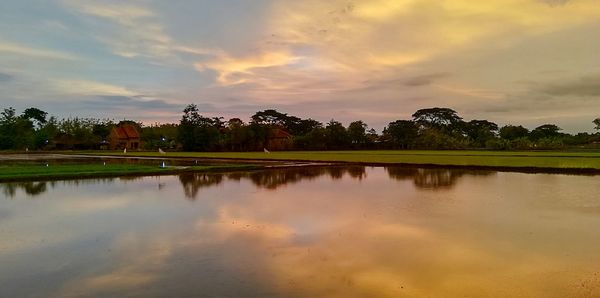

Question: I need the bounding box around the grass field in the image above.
[74,150,600,171]
[0,163,261,182]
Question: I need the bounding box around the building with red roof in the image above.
[108,123,141,150]
[266,127,292,150]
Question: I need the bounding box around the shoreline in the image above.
[3,150,600,183]
[70,150,600,175]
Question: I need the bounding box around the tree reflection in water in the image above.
[178,173,224,199]
[385,167,496,190]
[0,177,130,198]
[1,182,48,197]
[1,166,495,200]
[178,166,367,200]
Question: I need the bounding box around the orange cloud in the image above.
[196,51,302,85]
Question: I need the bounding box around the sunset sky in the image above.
[1,0,599,132]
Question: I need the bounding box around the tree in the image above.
[21,107,47,128]
[0,107,39,149]
[224,118,250,151]
[92,120,114,140]
[288,118,322,136]
[412,107,463,131]
[499,125,529,140]
[56,117,102,149]
[384,120,418,149]
[140,123,178,150]
[347,120,368,148]
[178,104,220,151]
[35,116,59,149]
[250,109,321,136]
[593,118,600,130]
[530,124,562,140]
[250,109,289,126]
[464,120,498,148]
[325,120,349,149]
[0,108,18,149]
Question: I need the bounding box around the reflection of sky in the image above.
[1,168,600,296]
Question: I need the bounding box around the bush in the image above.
[509,137,533,150]
[485,138,509,150]
[535,137,565,150]
[416,129,468,149]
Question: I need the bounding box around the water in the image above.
[1,166,600,297]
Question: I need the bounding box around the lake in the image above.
[1,166,600,297]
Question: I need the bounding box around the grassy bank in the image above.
[0,163,261,182]
[73,150,600,171]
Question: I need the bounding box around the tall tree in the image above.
[499,125,529,140]
[530,124,562,140]
[0,108,18,149]
[384,120,418,149]
[347,120,368,148]
[250,109,289,126]
[178,104,220,151]
[325,120,349,149]
[288,118,322,136]
[464,120,498,147]
[21,107,47,128]
[224,118,249,151]
[412,107,463,131]
[593,118,600,130]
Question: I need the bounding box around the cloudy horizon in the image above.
[1,0,600,132]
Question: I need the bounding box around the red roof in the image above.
[113,124,140,139]
[270,128,292,139]
[122,125,140,138]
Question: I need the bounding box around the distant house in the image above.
[266,128,292,150]
[108,124,141,150]
[53,133,83,150]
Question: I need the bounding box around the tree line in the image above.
[2,105,600,151]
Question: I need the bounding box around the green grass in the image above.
[72,150,600,170]
[0,163,261,182]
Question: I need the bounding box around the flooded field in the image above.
[0,154,262,167]
[1,166,600,297]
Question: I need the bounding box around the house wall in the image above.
[267,137,292,150]
[107,128,141,150]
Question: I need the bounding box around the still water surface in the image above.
[1,166,600,297]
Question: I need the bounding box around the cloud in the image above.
[0,73,12,82]
[433,84,504,99]
[538,74,600,97]
[196,51,302,85]
[540,0,571,6]
[196,0,600,97]
[62,0,169,58]
[61,0,214,61]
[0,41,79,60]
[87,95,180,110]
[405,73,451,87]
[49,79,137,97]
[3,0,600,131]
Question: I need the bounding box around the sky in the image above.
[1,0,600,132]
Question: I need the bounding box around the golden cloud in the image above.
[197,0,600,104]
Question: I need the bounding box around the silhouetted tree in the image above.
[464,120,498,148]
[178,104,220,151]
[384,120,418,149]
[251,109,289,126]
[289,118,322,136]
[412,107,463,131]
[325,120,349,149]
[593,118,600,130]
[499,125,529,140]
[530,124,562,140]
[22,107,47,128]
[348,120,368,148]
